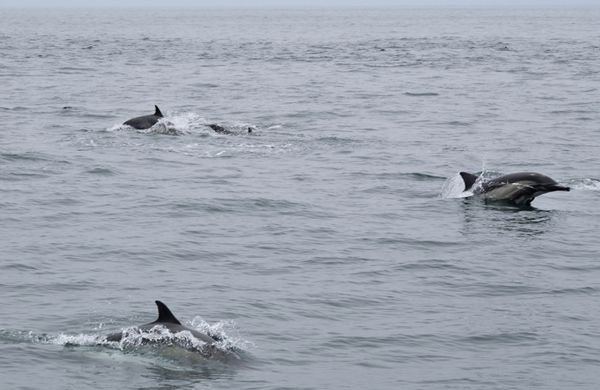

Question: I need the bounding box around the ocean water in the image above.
[1,7,600,390]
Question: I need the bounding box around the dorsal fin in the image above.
[459,172,479,191]
[154,300,181,325]
[154,105,163,117]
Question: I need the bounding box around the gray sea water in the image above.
[1,7,600,390]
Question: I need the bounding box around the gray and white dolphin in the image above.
[105,300,220,344]
[123,105,163,129]
[460,171,570,207]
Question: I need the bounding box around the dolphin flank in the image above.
[459,171,570,207]
[123,105,163,129]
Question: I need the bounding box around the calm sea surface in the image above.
[1,7,600,390]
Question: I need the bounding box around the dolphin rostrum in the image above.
[105,300,220,344]
[459,171,570,207]
[123,105,164,129]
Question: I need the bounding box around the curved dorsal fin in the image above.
[459,172,478,191]
[154,300,181,324]
[154,105,163,117]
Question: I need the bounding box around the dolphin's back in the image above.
[124,115,159,129]
[486,172,557,187]
[123,105,164,129]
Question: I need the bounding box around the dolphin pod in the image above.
[123,105,253,133]
[459,171,570,207]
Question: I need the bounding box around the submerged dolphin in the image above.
[123,105,164,129]
[207,123,253,134]
[460,171,570,207]
[105,300,220,344]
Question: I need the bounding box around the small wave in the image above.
[56,66,96,74]
[404,92,439,97]
[548,286,597,295]
[315,136,360,145]
[408,172,447,181]
[569,178,600,191]
[190,82,219,88]
[549,109,593,115]
[85,167,116,176]
[444,121,472,127]
[0,263,38,271]
[0,106,28,111]
[0,151,65,163]
[83,113,115,119]
[461,331,538,345]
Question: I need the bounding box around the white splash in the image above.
[115,325,209,352]
[440,172,474,199]
[49,333,104,346]
[166,112,207,132]
[570,178,600,191]
[189,317,253,351]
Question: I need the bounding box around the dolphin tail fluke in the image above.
[459,172,479,191]
[154,105,163,117]
[154,301,182,325]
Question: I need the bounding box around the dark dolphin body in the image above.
[460,171,570,207]
[123,105,164,129]
[106,300,220,345]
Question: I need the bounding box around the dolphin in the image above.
[123,105,164,129]
[207,123,231,134]
[459,171,570,207]
[207,123,253,134]
[105,300,220,344]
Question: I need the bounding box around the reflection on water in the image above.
[459,199,555,238]
[143,359,237,390]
